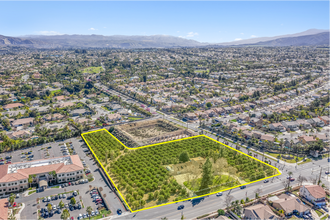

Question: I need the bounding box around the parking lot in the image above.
[12,136,125,220]
[0,140,78,165]
[39,187,106,220]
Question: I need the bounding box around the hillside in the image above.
[17,34,207,48]
[243,32,329,46]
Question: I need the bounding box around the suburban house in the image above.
[318,116,330,125]
[7,130,31,140]
[296,119,312,130]
[70,109,92,117]
[183,113,198,121]
[205,109,217,117]
[271,194,311,217]
[314,134,329,143]
[3,103,24,111]
[269,123,286,132]
[30,100,41,107]
[43,113,65,121]
[307,118,325,127]
[11,118,34,127]
[298,135,317,144]
[243,204,278,220]
[237,115,250,124]
[56,102,75,108]
[299,185,326,207]
[260,134,275,144]
[282,121,299,131]
[249,118,263,127]
[107,113,122,122]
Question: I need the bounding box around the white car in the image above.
[91,211,95,216]
[216,192,223,196]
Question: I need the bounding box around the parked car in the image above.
[55,195,58,200]
[117,209,122,215]
[83,214,87,219]
[177,205,184,210]
[264,179,269,183]
[73,191,78,196]
[63,194,66,199]
[240,185,246,189]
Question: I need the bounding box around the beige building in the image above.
[244,203,278,220]
[0,155,84,197]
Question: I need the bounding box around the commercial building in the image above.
[0,155,84,197]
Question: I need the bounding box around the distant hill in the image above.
[241,32,329,47]
[214,29,329,46]
[4,34,207,49]
[0,29,329,49]
[0,35,46,47]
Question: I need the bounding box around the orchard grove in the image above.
[82,129,278,211]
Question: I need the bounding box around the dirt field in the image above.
[116,119,196,145]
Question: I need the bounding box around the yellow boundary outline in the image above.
[81,128,281,213]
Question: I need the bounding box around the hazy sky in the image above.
[1,1,329,43]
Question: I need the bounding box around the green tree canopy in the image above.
[200,158,213,191]
[179,151,190,163]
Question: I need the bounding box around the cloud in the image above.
[234,38,242,41]
[250,35,257,38]
[240,33,244,35]
[186,32,198,37]
[180,32,199,38]
[36,31,63,35]
[89,28,97,31]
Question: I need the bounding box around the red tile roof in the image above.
[0,198,8,220]
[0,155,83,183]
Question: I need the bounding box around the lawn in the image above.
[50,89,61,95]
[128,117,144,121]
[266,152,305,163]
[82,129,278,211]
[81,66,103,74]
[315,209,323,217]
[321,214,328,220]
[91,209,111,219]
[28,190,36,195]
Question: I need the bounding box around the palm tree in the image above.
[9,194,15,206]
[86,206,93,220]
[28,175,33,188]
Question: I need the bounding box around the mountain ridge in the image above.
[0,29,329,49]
